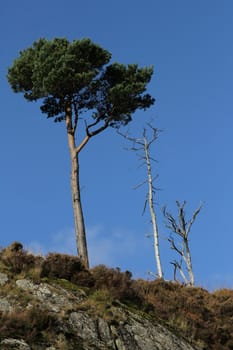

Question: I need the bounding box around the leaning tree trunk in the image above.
[65,107,89,269]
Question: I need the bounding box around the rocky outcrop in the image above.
[0,272,9,286]
[1,339,31,350]
[0,274,200,350]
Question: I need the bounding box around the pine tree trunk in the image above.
[65,108,89,269]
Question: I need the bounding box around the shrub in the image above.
[91,265,138,304]
[40,253,94,287]
[1,242,38,274]
[0,306,57,343]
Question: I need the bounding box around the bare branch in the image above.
[144,124,159,148]
[171,260,189,285]
[163,200,202,286]
[123,146,141,152]
[142,198,148,216]
[76,116,111,154]
[168,236,183,256]
[186,202,203,235]
[118,123,163,279]
[163,206,183,237]
[170,261,178,282]
[163,208,185,238]
[147,155,158,163]
[117,130,144,146]
[85,117,110,137]
[178,201,187,234]
[75,135,90,154]
[137,161,147,169]
[145,233,153,238]
[133,179,147,190]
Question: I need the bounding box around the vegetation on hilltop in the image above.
[0,242,233,349]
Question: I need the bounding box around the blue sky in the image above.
[1,0,233,289]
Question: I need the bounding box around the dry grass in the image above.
[132,279,233,349]
[0,306,57,343]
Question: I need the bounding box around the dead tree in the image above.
[163,201,202,286]
[119,124,164,279]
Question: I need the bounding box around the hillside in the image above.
[0,242,232,350]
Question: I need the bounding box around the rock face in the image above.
[1,339,31,350]
[0,272,9,286]
[0,275,199,350]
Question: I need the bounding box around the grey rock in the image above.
[120,311,196,350]
[105,310,196,350]
[69,312,111,348]
[16,278,83,313]
[16,279,35,291]
[16,279,52,298]
[0,338,30,350]
[0,272,8,285]
[4,278,199,350]
[97,317,113,344]
[0,297,12,313]
[68,309,198,350]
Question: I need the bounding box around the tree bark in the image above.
[65,106,89,269]
[144,137,163,279]
[184,238,194,286]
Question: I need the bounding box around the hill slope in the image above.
[0,273,199,349]
[0,242,232,349]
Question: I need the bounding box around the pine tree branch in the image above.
[73,102,79,134]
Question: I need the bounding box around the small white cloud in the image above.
[26,227,77,257]
[25,224,153,278]
[50,227,77,255]
[87,225,150,271]
[26,241,45,256]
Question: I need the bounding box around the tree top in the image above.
[8,37,155,127]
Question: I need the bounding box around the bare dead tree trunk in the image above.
[119,124,164,279]
[143,131,163,279]
[183,237,194,286]
[171,260,189,284]
[163,201,202,286]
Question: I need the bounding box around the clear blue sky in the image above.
[1,0,233,289]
